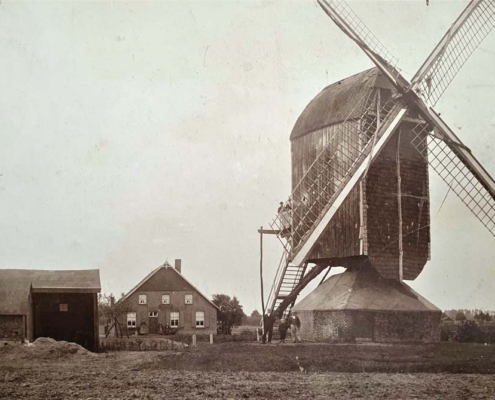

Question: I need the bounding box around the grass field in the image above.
[1,340,495,399]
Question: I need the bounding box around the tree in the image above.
[455,311,467,322]
[212,294,246,335]
[99,293,133,338]
[456,320,482,343]
[242,310,262,326]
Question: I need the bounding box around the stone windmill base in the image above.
[291,263,441,343]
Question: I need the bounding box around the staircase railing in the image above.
[269,90,398,260]
[265,249,289,316]
[263,91,403,322]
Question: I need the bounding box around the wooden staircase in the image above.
[265,92,408,320]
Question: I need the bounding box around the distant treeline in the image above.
[444,309,494,322]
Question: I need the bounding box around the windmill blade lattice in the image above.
[412,123,495,236]
[317,0,403,85]
[317,0,495,238]
[412,0,495,106]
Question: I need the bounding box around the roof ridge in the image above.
[319,66,378,92]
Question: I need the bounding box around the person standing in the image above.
[289,314,302,343]
[278,319,290,343]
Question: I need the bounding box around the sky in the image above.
[1,0,494,315]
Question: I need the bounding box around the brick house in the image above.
[292,265,441,343]
[117,260,219,336]
[0,269,101,351]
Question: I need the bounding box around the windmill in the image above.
[261,0,495,342]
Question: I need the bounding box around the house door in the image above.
[149,312,158,334]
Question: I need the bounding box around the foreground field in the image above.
[1,340,495,399]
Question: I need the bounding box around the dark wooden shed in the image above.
[0,269,101,351]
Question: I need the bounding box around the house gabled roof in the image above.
[0,269,101,315]
[117,262,220,311]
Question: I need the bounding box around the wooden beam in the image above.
[259,226,266,343]
[397,129,404,282]
[93,293,99,352]
[257,229,281,235]
[318,266,332,287]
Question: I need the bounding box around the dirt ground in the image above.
[2,340,495,399]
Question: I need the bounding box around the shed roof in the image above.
[0,269,101,315]
[292,267,439,312]
[117,262,220,311]
[290,67,394,141]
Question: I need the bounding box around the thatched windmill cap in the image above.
[290,67,394,141]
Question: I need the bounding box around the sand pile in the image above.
[0,337,96,361]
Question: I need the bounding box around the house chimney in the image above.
[175,259,182,274]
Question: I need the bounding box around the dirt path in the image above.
[2,359,495,400]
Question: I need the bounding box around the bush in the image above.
[100,337,187,351]
[440,323,457,342]
[455,321,485,343]
[441,321,495,344]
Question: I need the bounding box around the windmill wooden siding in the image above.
[291,123,362,259]
[290,68,430,280]
[365,124,430,280]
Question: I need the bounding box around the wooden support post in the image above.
[93,293,99,352]
[192,334,197,347]
[210,334,213,344]
[397,128,403,281]
[318,265,332,286]
[259,226,267,344]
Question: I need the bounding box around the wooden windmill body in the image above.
[288,68,437,342]
[290,68,430,281]
[261,0,495,343]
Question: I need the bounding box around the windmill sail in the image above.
[412,112,495,236]
[317,0,495,236]
[316,0,409,91]
[412,0,495,106]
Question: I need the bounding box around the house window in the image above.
[59,304,68,312]
[138,295,147,304]
[196,311,205,328]
[170,312,179,327]
[162,294,170,304]
[149,311,158,317]
[185,294,193,304]
[127,312,136,328]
